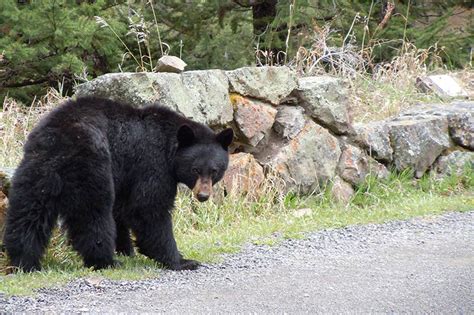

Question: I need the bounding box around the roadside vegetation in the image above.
[0,158,472,295]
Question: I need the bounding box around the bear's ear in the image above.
[216,128,234,150]
[177,124,195,148]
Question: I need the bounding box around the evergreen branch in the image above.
[101,0,128,12]
[1,77,49,88]
[232,0,265,7]
[151,3,195,35]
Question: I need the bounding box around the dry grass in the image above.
[349,43,445,122]
[287,24,453,122]
[0,90,67,167]
[288,24,368,78]
[453,69,474,99]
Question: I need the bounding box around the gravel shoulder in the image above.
[2,211,473,313]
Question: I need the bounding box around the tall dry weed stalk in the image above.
[287,14,444,122]
[0,89,65,167]
[372,42,442,87]
[351,43,443,122]
[289,24,368,77]
[95,2,168,73]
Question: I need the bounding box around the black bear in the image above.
[3,97,233,272]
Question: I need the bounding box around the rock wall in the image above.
[74,67,474,198]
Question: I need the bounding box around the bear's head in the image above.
[174,125,233,202]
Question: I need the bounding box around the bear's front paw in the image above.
[85,258,121,270]
[180,258,201,270]
[167,258,201,271]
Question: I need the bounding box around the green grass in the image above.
[1,168,472,296]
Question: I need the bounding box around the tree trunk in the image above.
[252,0,278,36]
[252,0,282,65]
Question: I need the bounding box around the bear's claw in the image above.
[167,259,201,271]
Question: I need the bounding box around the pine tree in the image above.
[1,0,471,103]
[0,0,133,102]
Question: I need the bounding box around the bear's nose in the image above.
[197,192,209,202]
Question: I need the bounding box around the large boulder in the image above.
[416,74,469,99]
[388,115,451,178]
[432,151,474,176]
[222,153,265,196]
[331,176,355,203]
[0,190,7,245]
[273,105,306,140]
[179,70,233,126]
[353,122,393,163]
[399,101,473,150]
[75,72,171,106]
[337,144,389,186]
[226,66,297,105]
[75,70,233,126]
[0,167,14,193]
[0,168,13,246]
[446,102,473,150]
[257,120,341,194]
[231,94,277,147]
[294,76,354,135]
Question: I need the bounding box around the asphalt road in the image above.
[2,211,473,313]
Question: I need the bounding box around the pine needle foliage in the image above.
[0,0,129,102]
[0,0,472,103]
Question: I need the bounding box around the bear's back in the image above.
[23,98,131,157]
[21,97,217,169]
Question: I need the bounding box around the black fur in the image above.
[3,97,233,272]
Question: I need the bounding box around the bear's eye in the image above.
[192,168,201,175]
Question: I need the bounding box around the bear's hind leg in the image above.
[63,210,117,269]
[3,191,58,272]
[58,160,118,270]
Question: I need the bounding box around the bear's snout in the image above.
[192,177,212,202]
